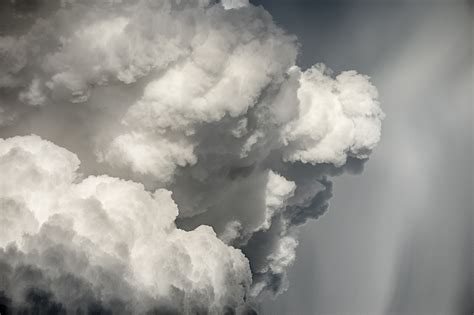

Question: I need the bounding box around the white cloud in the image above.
[282,65,384,166]
[260,171,296,231]
[0,0,383,310]
[221,0,250,10]
[0,135,251,312]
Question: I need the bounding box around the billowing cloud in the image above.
[0,0,383,312]
[0,135,251,313]
[282,66,382,166]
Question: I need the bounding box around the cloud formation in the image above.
[0,0,383,312]
[0,135,251,313]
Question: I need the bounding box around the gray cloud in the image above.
[0,0,383,312]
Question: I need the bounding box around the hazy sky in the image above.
[254,0,473,314]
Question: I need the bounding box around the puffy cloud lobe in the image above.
[261,171,296,231]
[0,135,80,223]
[0,0,383,311]
[101,132,197,184]
[282,65,384,166]
[0,135,251,313]
[222,0,250,10]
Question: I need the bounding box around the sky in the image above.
[0,0,471,314]
[254,0,473,314]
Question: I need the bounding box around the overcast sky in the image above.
[253,0,473,314]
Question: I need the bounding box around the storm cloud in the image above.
[0,0,383,313]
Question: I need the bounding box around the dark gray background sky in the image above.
[250,0,473,314]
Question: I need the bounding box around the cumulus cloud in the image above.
[0,0,383,312]
[222,0,250,10]
[0,135,251,313]
[282,65,383,166]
